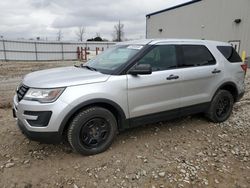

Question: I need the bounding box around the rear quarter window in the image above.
[217,46,242,63]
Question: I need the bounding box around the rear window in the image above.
[180,45,216,67]
[217,46,242,63]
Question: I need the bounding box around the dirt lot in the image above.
[0,61,81,108]
[0,61,249,188]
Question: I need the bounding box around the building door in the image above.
[229,40,241,53]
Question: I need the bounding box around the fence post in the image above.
[2,40,7,61]
[96,47,99,55]
[77,46,80,60]
[34,42,38,61]
[80,47,83,60]
[61,43,64,60]
[84,47,87,61]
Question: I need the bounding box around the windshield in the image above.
[85,45,143,74]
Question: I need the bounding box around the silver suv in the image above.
[13,39,246,155]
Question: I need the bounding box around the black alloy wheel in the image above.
[80,117,110,148]
[206,90,234,123]
[215,96,231,118]
[68,107,117,155]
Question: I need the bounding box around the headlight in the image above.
[23,88,65,103]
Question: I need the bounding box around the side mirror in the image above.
[128,64,152,75]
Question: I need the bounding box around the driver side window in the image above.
[137,45,177,71]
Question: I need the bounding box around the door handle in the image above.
[166,74,179,80]
[212,69,221,74]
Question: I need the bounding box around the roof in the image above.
[149,39,230,46]
[116,39,153,45]
[146,0,202,17]
[117,39,230,46]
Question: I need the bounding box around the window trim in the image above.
[121,44,218,75]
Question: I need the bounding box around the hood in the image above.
[23,66,110,88]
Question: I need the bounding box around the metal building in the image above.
[146,0,250,58]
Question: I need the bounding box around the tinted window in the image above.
[180,45,216,67]
[138,45,177,71]
[217,46,242,63]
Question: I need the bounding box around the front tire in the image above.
[206,90,234,123]
[67,107,117,155]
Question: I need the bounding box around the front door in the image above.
[127,44,182,118]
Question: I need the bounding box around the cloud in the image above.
[30,0,52,9]
[0,0,190,41]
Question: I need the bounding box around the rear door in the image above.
[177,43,224,107]
[127,44,183,118]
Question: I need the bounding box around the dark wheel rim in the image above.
[80,118,110,148]
[216,96,231,118]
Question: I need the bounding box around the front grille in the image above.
[17,84,29,102]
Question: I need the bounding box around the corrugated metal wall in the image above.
[146,0,250,56]
[0,40,115,61]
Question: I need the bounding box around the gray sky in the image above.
[0,0,190,41]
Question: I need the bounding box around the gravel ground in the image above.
[0,62,249,188]
[0,61,81,108]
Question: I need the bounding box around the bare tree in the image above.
[75,26,85,41]
[57,30,63,41]
[113,20,124,42]
[96,32,100,38]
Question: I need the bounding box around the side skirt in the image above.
[128,102,210,128]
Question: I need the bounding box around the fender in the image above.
[212,81,239,101]
[58,98,128,135]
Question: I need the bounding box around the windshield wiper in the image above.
[80,64,97,71]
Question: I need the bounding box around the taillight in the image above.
[241,63,247,75]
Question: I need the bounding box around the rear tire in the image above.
[67,107,117,155]
[206,90,234,123]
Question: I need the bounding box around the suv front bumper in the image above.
[13,94,71,143]
[17,120,62,143]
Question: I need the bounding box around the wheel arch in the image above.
[59,99,128,136]
[213,82,239,102]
